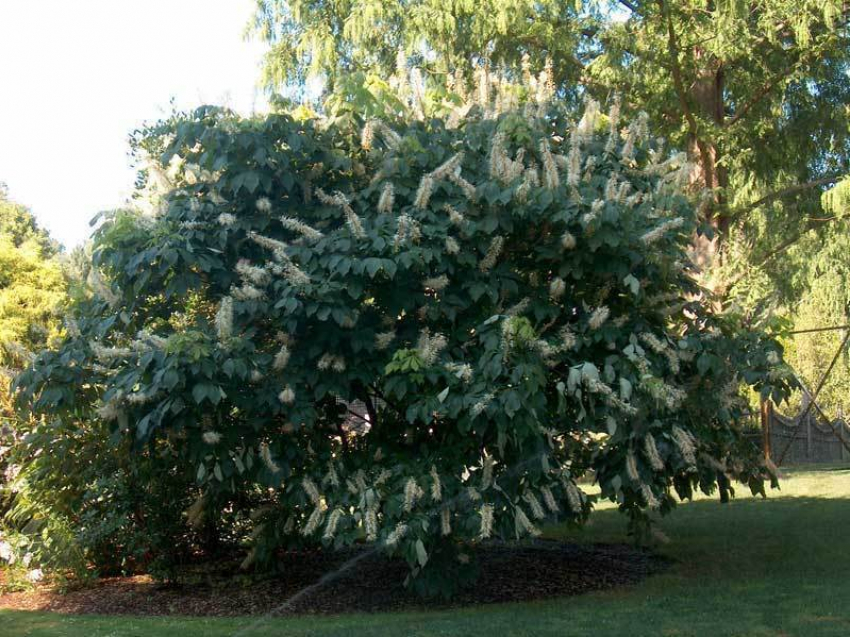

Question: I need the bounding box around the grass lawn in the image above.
[2,463,848,636]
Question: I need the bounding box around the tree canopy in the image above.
[0,188,64,368]
[12,85,793,594]
[249,0,850,306]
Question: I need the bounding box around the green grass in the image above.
[3,463,849,636]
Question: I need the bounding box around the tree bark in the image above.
[685,45,728,280]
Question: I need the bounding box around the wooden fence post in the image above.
[761,398,772,461]
[806,411,812,461]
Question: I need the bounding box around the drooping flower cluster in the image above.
[478,504,494,539]
[643,433,665,471]
[672,426,697,467]
[479,236,504,272]
[316,188,366,238]
[279,216,323,241]
[588,306,610,330]
[215,297,233,342]
[416,330,448,365]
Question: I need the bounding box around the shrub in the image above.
[14,84,793,597]
[0,190,66,582]
[5,413,198,582]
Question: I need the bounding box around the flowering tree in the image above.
[14,82,792,595]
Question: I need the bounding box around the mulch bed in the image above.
[0,541,667,617]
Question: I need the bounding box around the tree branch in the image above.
[753,231,807,268]
[345,407,371,423]
[659,0,714,190]
[367,383,405,419]
[726,215,842,291]
[726,64,800,127]
[730,173,845,225]
[352,381,378,427]
[660,1,697,135]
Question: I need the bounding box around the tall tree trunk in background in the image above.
[686,46,729,288]
[661,0,730,288]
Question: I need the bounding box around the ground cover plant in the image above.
[8,72,793,596]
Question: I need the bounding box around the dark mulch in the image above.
[0,541,668,617]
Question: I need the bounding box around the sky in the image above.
[0,0,268,248]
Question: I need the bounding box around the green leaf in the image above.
[415,539,428,567]
[567,367,582,393]
[192,382,221,405]
[697,353,717,375]
[623,274,640,295]
[581,363,600,382]
[242,171,260,193]
[162,368,180,389]
[365,258,382,278]
[611,475,622,493]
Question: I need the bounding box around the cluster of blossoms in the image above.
[479,236,504,272]
[202,431,222,445]
[471,393,494,417]
[316,188,365,238]
[588,306,610,330]
[672,426,698,467]
[87,268,120,308]
[444,362,473,383]
[217,212,236,226]
[259,442,280,474]
[422,275,449,292]
[416,330,448,365]
[317,353,346,372]
[377,183,394,214]
[393,214,422,249]
[215,297,233,342]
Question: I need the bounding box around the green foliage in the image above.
[248,0,591,101]
[13,90,794,596]
[0,191,64,366]
[8,425,202,584]
[779,222,850,414]
[0,189,66,583]
[250,1,850,310]
[248,0,850,458]
[609,1,850,308]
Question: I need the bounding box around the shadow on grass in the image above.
[554,493,850,581]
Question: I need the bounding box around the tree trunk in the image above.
[686,47,729,288]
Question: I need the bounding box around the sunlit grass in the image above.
[2,464,849,636]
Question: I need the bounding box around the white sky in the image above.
[0,0,268,248]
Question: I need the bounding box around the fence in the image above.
[759,399,850,465]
